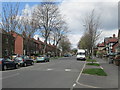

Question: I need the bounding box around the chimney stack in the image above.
[113,34,115,38]
[37,37,39,41]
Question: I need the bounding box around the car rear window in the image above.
[15,57,23,61]
[37,57,43,59]
[4,58,12,61]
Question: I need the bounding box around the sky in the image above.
[1,0,119,49]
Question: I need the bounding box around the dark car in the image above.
[0,58,19,71]
[64,54,71,57]
[36,55,49,62]
[14,56,34,67]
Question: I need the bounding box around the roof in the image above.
[112,40,120,49]
[104,37,118,44]
[97,42,105,47]
[108,38,118,42]
[32,38,44,45]
[9,31,23,38]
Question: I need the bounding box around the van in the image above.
[76,49,86,60]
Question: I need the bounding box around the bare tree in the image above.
[1,3,20,56]
[59,36,71,55]
[18,8,38,56]
[52,19,68,47]
[1,3,20,33]
[80,9,101,58]
[32,2,62,54]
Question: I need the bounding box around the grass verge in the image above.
[86,63,100,66]
[82,68,107,76]
[86,59,97,62]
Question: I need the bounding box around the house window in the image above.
[6,38,9,44]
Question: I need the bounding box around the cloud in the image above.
[59,0,118,48]
[67,33,82,49]
[19,1,118,49]
[34,35,45,42]
[98,29,118,43]
[22,4,38,16]
[62,0,119,2]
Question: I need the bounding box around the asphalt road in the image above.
[2,56,87,89]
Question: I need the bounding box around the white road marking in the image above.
[96,62,104,69]
[0,73,19,80]
[73,83,76,87]
[100,66,104,69]
[96,62,99,63]
[77,82,100,88]
[76,61,86,83]
[65,69,71,72]
[70,83,76,90]
[75,61,101,88]
[47,69,53,71]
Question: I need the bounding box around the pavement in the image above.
[76,57,119,89]
[1,56,119,90]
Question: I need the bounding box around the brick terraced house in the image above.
[2,30,59,57]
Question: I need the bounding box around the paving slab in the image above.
[77,57,118,88]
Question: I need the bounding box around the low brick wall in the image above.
[113,59,120,66]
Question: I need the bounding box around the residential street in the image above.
[2,56,86,89]
[1,1,120,90]
[1,56,119,90]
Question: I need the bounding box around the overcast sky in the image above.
[2,0,119,49]
[59,0,118,49]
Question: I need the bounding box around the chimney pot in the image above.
[37,37,39,41]
[113,34,115,38]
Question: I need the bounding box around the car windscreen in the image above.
[77,53,85,55]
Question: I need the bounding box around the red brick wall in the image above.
[112,43,118,53]
[12,33,23,55]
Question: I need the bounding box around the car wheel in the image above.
[15,64,19,69]
[23,63,27,67]
[44,60,46,62]
[31,62,34,65]
[3,65,7,71]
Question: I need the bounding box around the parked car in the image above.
[11,54,18,60]
[36,55,49,62]
[14,56,34,67]
[0,58,19,71]
[64,54,71,57]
